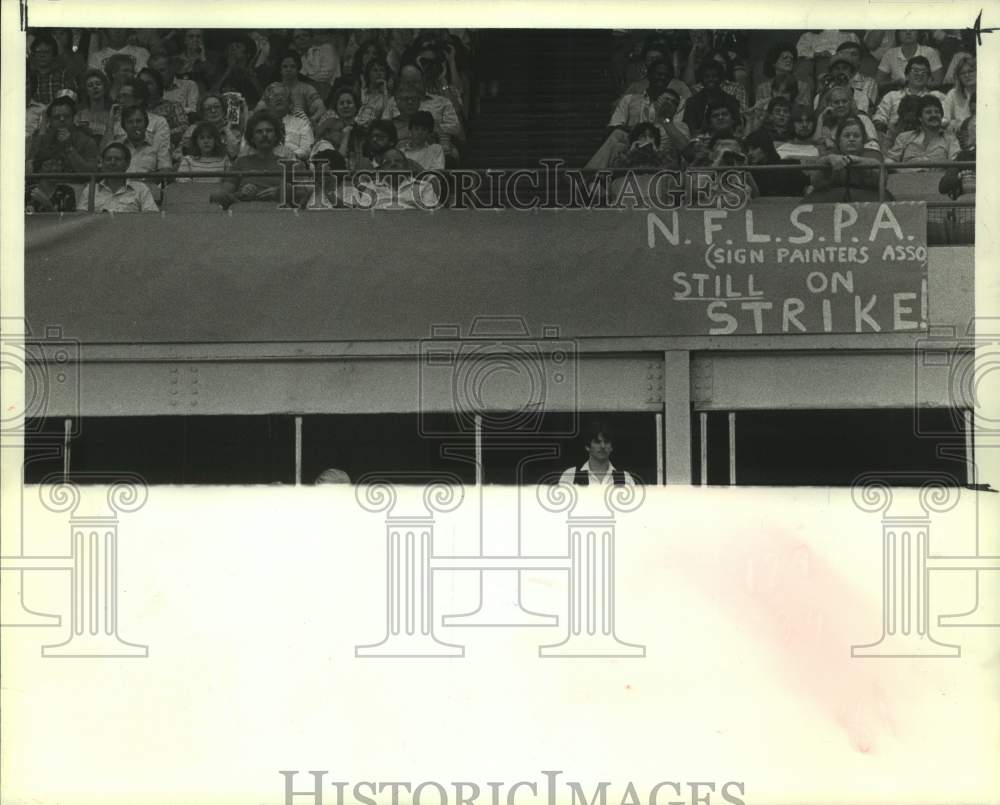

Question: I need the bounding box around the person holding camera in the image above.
[28,95,99,174]
[586,60,686,170]
[814,54,872,115]
[815,85,881,156]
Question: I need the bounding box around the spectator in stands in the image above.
[402,110,445,170]
[745,75,798,133]
[289,29,341,100]
[275,50,327,126]
[382,63,464,164]
[350,40,383,82]
[50,29,87,85]
[77,142,158,212]
[356,59,396,125]
[176,29,212,91]
[700,48,748,111]
[29,96,99,174]
[816,85,881,155]
[148,52,200,115]
[26,153,77,213]
[876,30,943,88]
[30,33,75,105]
[874,57,947,142]
[363,119,399,168]
[887,95,960,164]
[558,423,635,487]
[255,82,313,160]
[743,127,809,197]
[74,69,114,145]
[831,42,878,113]
[779,105,823,160]
[180,93,243,160]
[26,73,47,141]
[413,37,466,117]
[757,43,812,107]
[807,116,886,202]
[331,87,360,124]
[88,28,149,73]
[586,60,679,169]
[795,30,861,93]
[104,53,136,102]
[341,147,438,209]
[177,120,231,181]
[815,53,873,114]
[943,54,975,134]
[608,122,671,170]
[678,60,741,134]
[211,33,265,107]
[139,68,189,150]
[752,96,793,142]
[389,87,424,150]
[680,30,714,90]
[938,114,975,199]
[117,106,171,173]
[211,110,289,208]
[102,78,172,169]
[622,54,692,106]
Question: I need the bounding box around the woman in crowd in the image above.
[350,40,383,83]
[104,53,135,101]
[176,29,212,91]
[138,67,188,149]
[356,59,395,126]
[814,85,881,155]
[807,115,886,201]
[177,120,232,181]
[330,87,360,124]
[887,95,960,165]
[943,54,975,133]
[876,30,943,88]
[74,68,114,145]
[179,92,243,160]
[275,50,326,126]
[210,110,287,207]
[745,79,797,137]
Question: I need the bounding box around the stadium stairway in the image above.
[465,29,617,172]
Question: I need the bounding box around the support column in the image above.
[538,484,646,657]
[662,351,692,484]
[851,477,961,657]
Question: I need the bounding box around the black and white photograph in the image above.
[2,1,998,803]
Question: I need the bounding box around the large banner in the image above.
[25,203,928,342]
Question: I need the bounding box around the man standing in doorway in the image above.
[560,423,636,486]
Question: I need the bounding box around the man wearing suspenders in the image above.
[559,422,636,487]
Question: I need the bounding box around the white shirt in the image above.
[340,178,438,210]
[877,46,943,82]
[796,31,860,59]
[88,45,149,73]
[559,463,636,487]
[874,88,948,129]
[77,179,158,213]
[164,78,200,114]
[108,112,172,169]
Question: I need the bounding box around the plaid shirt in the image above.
[33,68,74,104]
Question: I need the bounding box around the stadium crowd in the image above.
[24,28,976,212]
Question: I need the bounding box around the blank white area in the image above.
[2,485,998,805]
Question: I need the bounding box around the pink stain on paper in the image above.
[674,527,936,755]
